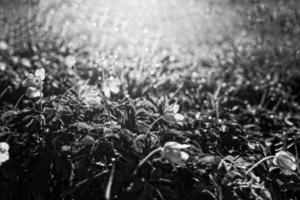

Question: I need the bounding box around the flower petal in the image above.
[0,153,9,165]
[109,84,120,94]
[0,142,9,152]
[174,113,184,122]
[102,83,111,97]
[164,141,190,149]
[165,103,180,113]
[180,151,189,160]
[26,87,42,98]
[35,68,45,80]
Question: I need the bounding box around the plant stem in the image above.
[294,140,300,174]
[246,155,275,174]
[215,100,220,120]
[105,162,116,200]
[209,83,222,120]
[3,94,25,129]
[145,116,163,147]
[13,94,25,111]
[259,89,267,109]
[133,147,162,175]
[209,174,223,200]
[55,86,74,113]
[103,96,112,123]
[39,85,43,111]
[147,116,163,135]
[0,87,9,99]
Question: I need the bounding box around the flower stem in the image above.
[55,86,74,113]
[133,147,162,175]
[145,116,163,147]
[13,94,25,111]
[146,115,164,138]
[294,140,300,174]
[39,85,43,111]
[105,162,116,200]
[0,87,9,99]
[246,155,275,174]
[209,174,223,200]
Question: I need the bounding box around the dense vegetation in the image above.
[1,0,300,199]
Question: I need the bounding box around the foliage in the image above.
[1,0,300,200]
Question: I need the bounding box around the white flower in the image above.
[35,68,45,81]
[273,151,297,175]
[65,55,76,68]
[77,81,101,107]
[173,113,185,121]
[0,142,9,166]
[163,103,184,123]
[165,103,180,113]
[102,76,121,98]
[22,74,41,88]
[22,68,45,89]
[26,87,42,98]
[161,141,190,167]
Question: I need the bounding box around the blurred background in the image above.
[0,0,263,67]
[1,0,300,71]
[1,0,300,95]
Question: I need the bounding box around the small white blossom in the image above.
[273,151,297,175]
[162,141,190,167]
[26,87,42,98]
[163,103,184,123]
[35,68,45,81]
[102,76,121,98]
[22,74,41,88]
[0,142,9,166]
[77,81,102,107]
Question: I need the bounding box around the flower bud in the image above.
[273,151,297,175]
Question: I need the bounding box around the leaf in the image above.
[29,155,52,194]
[0,110,18,121]
[69,122,92,130]
[54,156,74,184]
[197,155,221,167]
[137,184,153,200]
[122,102,136,130]
[77,135,96,145]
